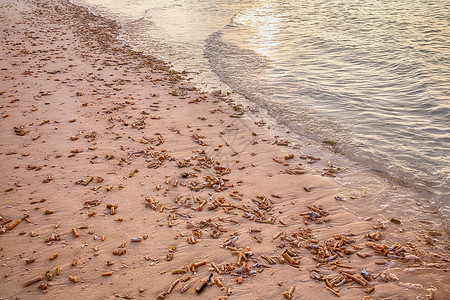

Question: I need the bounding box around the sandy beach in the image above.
[0,0,448,299]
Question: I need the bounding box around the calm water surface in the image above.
[75,0,449,221]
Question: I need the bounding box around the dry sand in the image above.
[0,0,448,299]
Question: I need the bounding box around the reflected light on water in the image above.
[233,0,282,57]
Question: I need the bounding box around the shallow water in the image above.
[75,0,449,222]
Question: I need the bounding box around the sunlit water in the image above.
[74,0,449,223]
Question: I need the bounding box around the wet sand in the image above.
[0,0,448,299]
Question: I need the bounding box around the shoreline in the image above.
[0,0,448,299]
[87,0,450,229]
[77,0,449,227]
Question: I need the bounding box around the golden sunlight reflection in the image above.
[233,0,282,57]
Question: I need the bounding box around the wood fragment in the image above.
[336,264,352,269]
[195,273,213,294]
[325,286,340,297]
[282,251,298,265]
[272,231,283,241]
[261,254,276,265]
[215,278,224,287]
[25,258,35,264]
[45,270,53,281]
[24,276,42,287]
[72,228,80,238]
[236,253,244,266]
[166,278,180,294]
[180,283,189,293]
[356,252,367,258]
[193,261,207,268]
[340,271,368,286]
[39,281,48,291]
[282,285,295,300]
[6,220,20,231]
[211,262,222,274]
[113,249,127,256]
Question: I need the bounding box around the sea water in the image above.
[74,0,449,226]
